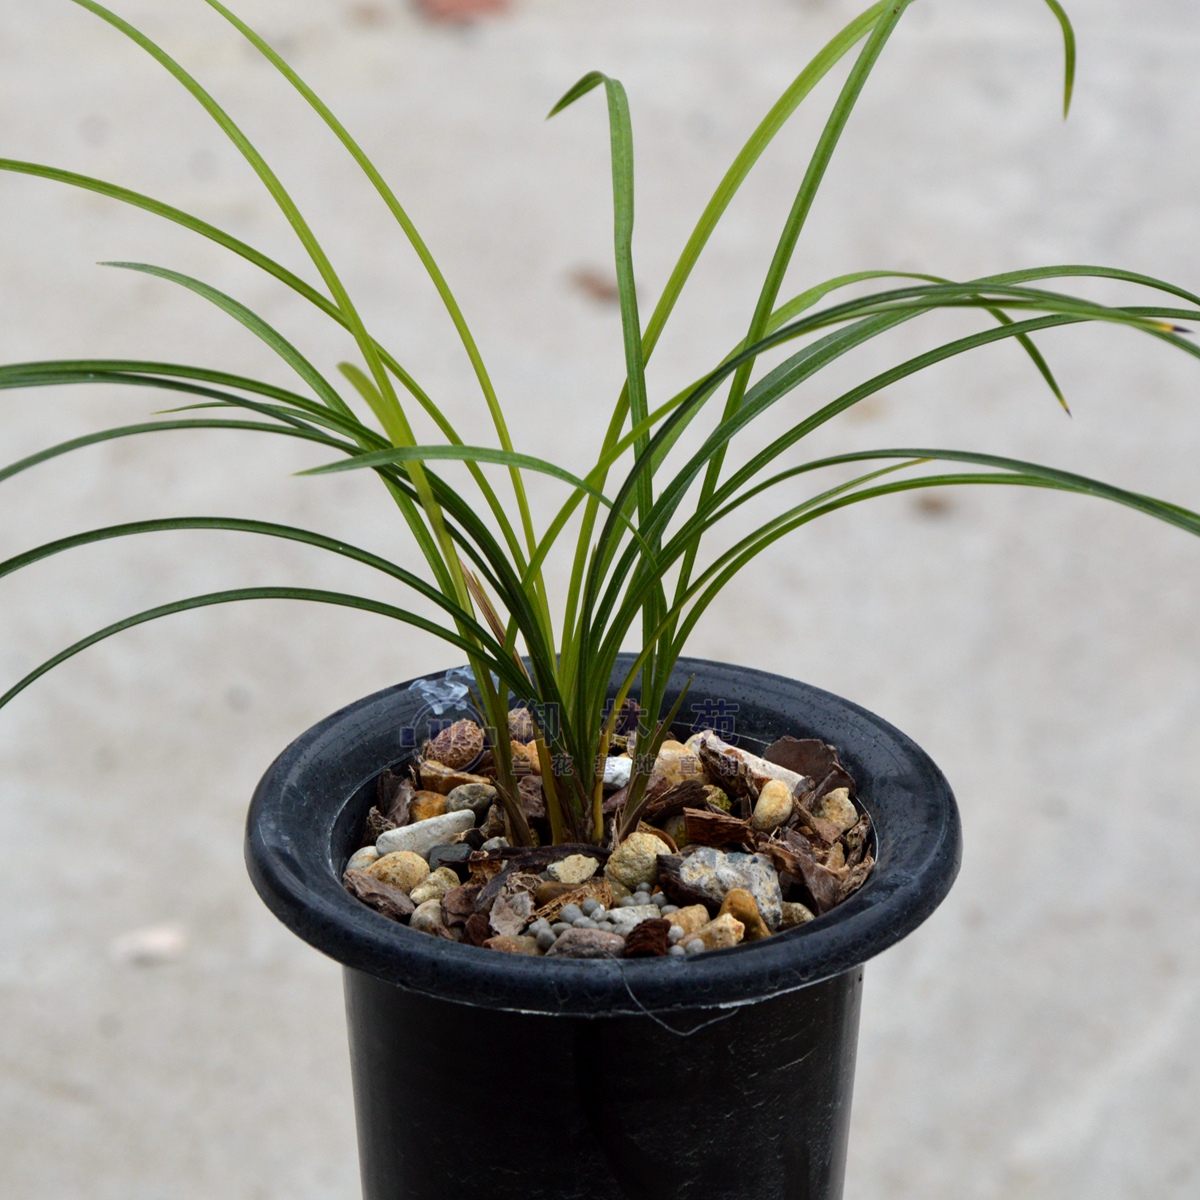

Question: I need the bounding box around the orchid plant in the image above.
[3,0,1198,848]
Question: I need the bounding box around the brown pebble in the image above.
[544,928,626,959]
[418,760,493,795]
[717,888,771,941]
[440,884,480,932]
[534,880,578,908]
[624,918,670,957]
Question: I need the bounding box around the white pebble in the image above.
[603,756,633,788]
[346,846,380,873]
[668,944,687,957]
[684,939,705,955]
[376,810,475,859]
[667,925,686,944]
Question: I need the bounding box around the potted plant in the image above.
[2,1,1198,1197]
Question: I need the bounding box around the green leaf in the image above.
[300,441,659,561]
[1040,0,1077,117]
[201,0,546,615]
[669,0,915,655]
[0,586,528,713]
[99,264,352,416]
[554,1,890,711]
[0,517,502,651]
[547,71,607,117]
[0,418,333,486]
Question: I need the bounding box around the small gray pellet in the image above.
[536,929,557,951]
[652,893,668,908]
[661,905,679,916]
[552,922,572,936]
[667,925,686,943]
[668,944,687,957]
[581,897,599,916]
[560,904,583,923]
[617,896,638,908]
[573,916,598,929]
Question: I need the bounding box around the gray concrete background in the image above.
[2,0,1199,1196]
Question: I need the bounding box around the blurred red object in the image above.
[414,0,511,22]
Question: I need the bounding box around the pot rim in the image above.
[246,656,961,1016]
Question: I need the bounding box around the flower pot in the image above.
[246,656,961,1200]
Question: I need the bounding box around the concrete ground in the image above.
[2,0,1199,1196]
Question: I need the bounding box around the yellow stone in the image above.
[408,866,461,906]
[751,779,794,832]
[665,904,710,937]
[366,850,430,894]
[409,792,448,822]
[653,740,705,787]
[717,888,771,941]
[812,787,858,833]
[781,901,816,929]
[511,740,542,775]
[605,830,672,890]
[418,760,494,795]
[685,912,745,951]
[547,854,600,885]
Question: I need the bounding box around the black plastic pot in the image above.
[247,657,961,1200]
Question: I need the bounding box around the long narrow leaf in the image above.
[0,586,528,713]
[0,518,501,654]
[200,0,546,604]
